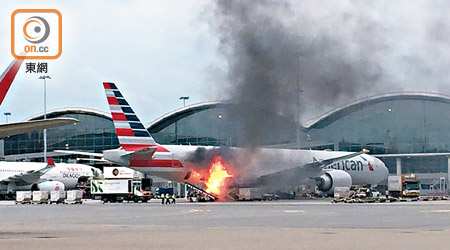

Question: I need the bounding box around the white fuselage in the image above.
[0,162,97,193]
[106,145,389,187]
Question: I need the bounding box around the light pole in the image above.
[39,75,51,162]
[4,112,11,123]
[296,88,304,149]
[295,53,304,149]
[176,96,189,144]
[179,96,189,107]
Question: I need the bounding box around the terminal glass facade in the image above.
[305,98,450,154]
[2,95,449,184]
[303,96,450,175]
[149,105,296,147]
[3,112,119,157]
[150,106,235,146]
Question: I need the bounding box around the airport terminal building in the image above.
[1,92,449,193]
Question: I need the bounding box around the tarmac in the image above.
[0,199,450,250]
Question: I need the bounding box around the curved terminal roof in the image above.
[146,101,227,132]
[24,92,450,135]
[304,92,450,130]
[25,107,112,121]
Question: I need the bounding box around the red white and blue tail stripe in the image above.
[0,57,25,106]
[103,82,156,151]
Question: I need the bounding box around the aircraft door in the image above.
[172,154,180,167]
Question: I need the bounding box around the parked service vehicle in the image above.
[91,178,152,203]
[262,193,280,201]
[388,174,420,198]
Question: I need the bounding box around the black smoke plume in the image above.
[207,0,450,147]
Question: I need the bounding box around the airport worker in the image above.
[165,193,170,204]
[161,193,165,205]
[172,194,176,204]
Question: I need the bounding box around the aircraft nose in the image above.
[376,158,389,179]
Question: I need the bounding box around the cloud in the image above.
[207,0,450,125]
[0,0,220,123]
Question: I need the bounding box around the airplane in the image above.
[59,82,389,197]
[0,57,79,137]
[0,157,102,197]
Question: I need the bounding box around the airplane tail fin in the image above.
[102,82,157,151]
[0,57,25,105]
[47,158,55,166]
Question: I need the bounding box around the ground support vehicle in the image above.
[91,178,153,203]
[388,174,420,199]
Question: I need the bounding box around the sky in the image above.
[0,0,223,124]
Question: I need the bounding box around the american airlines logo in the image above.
[325,159,374,172]
[367,162,374,171]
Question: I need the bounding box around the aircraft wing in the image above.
[0,159,55,185]
[75,158,110,163]
[373,152,450,158]
[55,150,112,164]
[54,150,104,158]
[257,150,368,190]
[306,150,368,169]
[0,118,78,138]
[56,147,158,162]
[124,147,157,160]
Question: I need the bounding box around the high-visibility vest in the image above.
[165,193,170,199]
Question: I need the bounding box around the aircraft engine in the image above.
[315,170,352,193]
[32,181,65,191]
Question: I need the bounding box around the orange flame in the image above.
[205,158,233,195]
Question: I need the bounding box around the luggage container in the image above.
[238,188,262,201]
[50,191,66,204]
[32,191,49,204]
[15,191,32,204]
[66,190,83,204]
[334,187,350,199]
